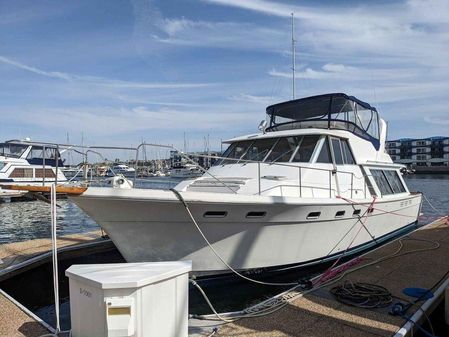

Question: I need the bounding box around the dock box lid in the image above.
[65,261,192,289]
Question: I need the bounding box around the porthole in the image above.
[203,211,228,218]
[353,209,361,216]
[246,211,266,218]
[335,210,345,218]
[306,212,321,220]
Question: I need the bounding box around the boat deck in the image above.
[1,219,449,336]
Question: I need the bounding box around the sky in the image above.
[0,0,448,156]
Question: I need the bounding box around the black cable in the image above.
[330,281,392,308]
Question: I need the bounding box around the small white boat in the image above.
[70,93,422,276]
[170,164,203,178]
[108,164,136,177]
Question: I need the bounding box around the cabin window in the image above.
[241,138,277,162]
[221,141,253,164]
[383,170,406,193]
[292,135,319,162]
[9,168,33,178]
[265,136,301,162]
[35,168,56,178]
[316,138,332,163]
[370,169,393,195]
[331,138,344,165]
[341,140,356,165]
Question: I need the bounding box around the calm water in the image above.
[0,177,181,244]
[1,175,448,244]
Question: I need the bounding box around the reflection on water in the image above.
[0,200,97,244]
[405,175,449,222]
[0,177,182,244]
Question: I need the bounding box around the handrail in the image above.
[30,140,373,199]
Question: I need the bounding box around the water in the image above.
[0,175,448,330]
[0,177,182,244]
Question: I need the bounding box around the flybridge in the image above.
[266,93,381,149]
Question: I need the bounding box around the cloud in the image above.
[424,116,449,125]
[153,18,286,51]
[0,55,214,89]
[228,93,273,104]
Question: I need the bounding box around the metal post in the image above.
[291,12,296,99]
[298,166,302,197]
[134,143,141,185]
[329,170,332,198]
[42,146,46,186]
[258,162,261,195]
[55,145,59,186]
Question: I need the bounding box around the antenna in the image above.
[291,12,296,100]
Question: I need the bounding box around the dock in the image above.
[0,230,107,337]
[196,216,449,336]
[1,219,449,336]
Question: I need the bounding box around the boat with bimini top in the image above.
[66,93,422,276]
[0,140,67,197]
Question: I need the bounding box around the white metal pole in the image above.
[50,184,61,332]
[291,12,296,100]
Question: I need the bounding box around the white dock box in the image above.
[66,261,191,337]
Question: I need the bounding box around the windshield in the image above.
[217,136,321,165]
[0,143,28,158]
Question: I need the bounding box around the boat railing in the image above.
[132,142,370,199]
[11,140,371,199]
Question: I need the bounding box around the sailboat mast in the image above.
[291,12,296,100]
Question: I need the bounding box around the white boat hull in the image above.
[71,188,422,275]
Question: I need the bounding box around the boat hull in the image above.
[71,188,422,275]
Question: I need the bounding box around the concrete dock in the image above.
[0,230,106,337]
[206,217,449,336]
[1,219,449,336]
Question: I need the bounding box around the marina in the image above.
[1,1,448,336]
[0,94,449,336]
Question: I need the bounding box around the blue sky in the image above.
[0,0,448,155]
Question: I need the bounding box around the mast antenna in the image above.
[291,12,296,100]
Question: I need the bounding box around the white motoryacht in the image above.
[70,94,422,276]
[170,163,203,178]
[107,164,136,177]
[0,140,67,192]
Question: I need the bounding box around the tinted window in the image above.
[331,138,344,165]
[241,138,277,162]
[370,169,393,195]
[221,141,252,164]
[316,138,332,163]
[341,140,355,165]
[265,137,301,162]
[292,135,319,162]
[383,170,406,193]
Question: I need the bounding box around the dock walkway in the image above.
[0,230,104,337]
[207,217,449,336]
